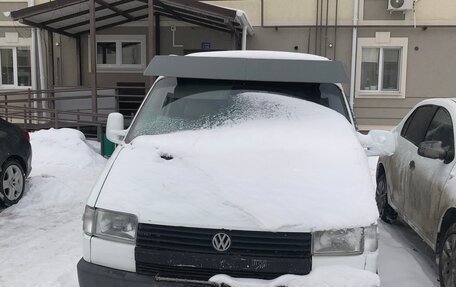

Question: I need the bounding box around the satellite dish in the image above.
[390,0,405,9]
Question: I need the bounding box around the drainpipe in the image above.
[37,29,47,109]
[28,0,38,121]
[349,0,359,109]
[242,26,247,50]
[31,29,37,91]
[235,10,254,50]
[29,0,37,92]
[31,28,38,122]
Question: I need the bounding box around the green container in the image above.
[101,133,116,157]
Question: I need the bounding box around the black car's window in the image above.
[401,105,438,146]
[424,107,454,160]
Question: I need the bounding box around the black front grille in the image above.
[135,223,312,280]
[137,223,312,258]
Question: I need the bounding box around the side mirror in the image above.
[106,112,127,144]
[418,141,448,161]
[357,130,396,157]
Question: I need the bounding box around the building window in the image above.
[122,42,141,65]
[356,34,408,98]
[97,42,116,65]
[90,35,146,72]
[0,47,31,87]
[361,47,401,92]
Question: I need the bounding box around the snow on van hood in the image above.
[95,98,378,232]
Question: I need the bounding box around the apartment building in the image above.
[5,0,456,130]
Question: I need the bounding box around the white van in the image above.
[77,51,394,287]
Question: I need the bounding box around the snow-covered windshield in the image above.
[126,77,349,142]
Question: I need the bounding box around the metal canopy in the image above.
[145,56,350,83]
[11,0,245,38]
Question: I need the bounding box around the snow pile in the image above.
[0,129,106,287]
[97,96,378,231]
[210,266,380,287]
[31,128,105,168]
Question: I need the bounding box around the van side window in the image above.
[401,105,438,146]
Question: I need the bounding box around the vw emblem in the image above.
[212,233,231,252]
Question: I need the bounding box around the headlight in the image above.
[313,227,368,255]
[82,205,138,244]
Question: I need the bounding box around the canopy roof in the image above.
[11,0,250,38]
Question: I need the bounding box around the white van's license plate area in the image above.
[135,249,312,280]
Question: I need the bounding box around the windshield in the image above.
[125,77,350,142]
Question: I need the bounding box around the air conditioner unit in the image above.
[388,0,414,12]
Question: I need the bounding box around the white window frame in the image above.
[0,46,32,89]
[88,35,146,73]
[356,33,408,98]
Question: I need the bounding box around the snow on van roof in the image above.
[188,50,330,61]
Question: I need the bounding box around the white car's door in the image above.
[387,136,414,213]
[406,107,455,243]
[395,105,439,222]
[388,106,437,214]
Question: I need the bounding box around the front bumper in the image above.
[78,258,214,287]
[78,253,379,287]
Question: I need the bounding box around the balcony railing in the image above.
[0,86,147,140]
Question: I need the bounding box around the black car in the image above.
[0,117,31,206]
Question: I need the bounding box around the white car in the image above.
[377,98,456,287]
[77,51,393,287]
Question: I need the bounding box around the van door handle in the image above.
[409,160,415,170]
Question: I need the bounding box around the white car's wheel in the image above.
[376,173,397,223]
[440,223,456,287]
[0,159,25,206]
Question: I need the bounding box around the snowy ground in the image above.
[0,129,106,287]
[0,130,441,286]
[378,221,439,287]
[367,157,440,287]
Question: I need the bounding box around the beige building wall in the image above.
[78,25,236,87]
[410,0,456,22]
[206,0,354,26]
[7,0,456,130]
[71,0,456,130]
[354,27,456,129]
[354,0,456,129]
[204,0,262,26]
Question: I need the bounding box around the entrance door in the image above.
[117,82,146,124]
